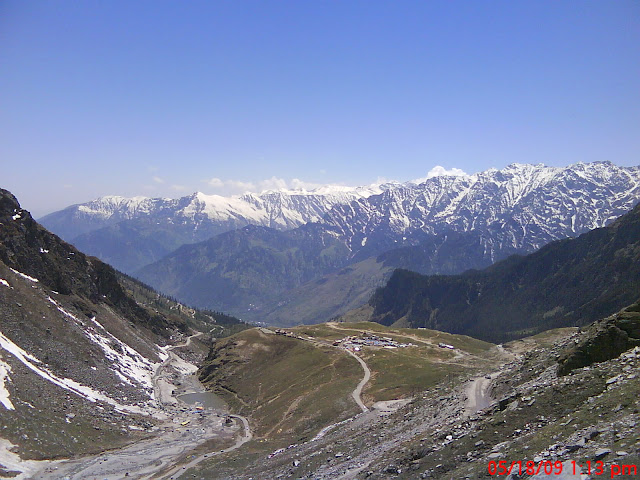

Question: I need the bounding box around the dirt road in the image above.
[29,332,251,480]
[464,373,497,416]
[344,349,370,413]
[158,414,252,479]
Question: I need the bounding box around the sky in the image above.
[1,1,639,218]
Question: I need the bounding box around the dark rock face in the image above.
[557,304,640,375]
[0,188,184,335]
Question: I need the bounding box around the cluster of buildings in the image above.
[334,333,414,351]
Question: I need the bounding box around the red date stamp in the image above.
[487,460,637,478]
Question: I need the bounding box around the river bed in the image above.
[177,391,227,410]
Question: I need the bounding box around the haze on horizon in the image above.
[1,1,639,218]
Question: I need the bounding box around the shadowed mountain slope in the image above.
[368,202,640,342]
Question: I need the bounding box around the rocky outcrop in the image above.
[557,302,640,375]
[0,188,185,335]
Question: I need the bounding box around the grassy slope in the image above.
[309,322,494,401]
[199,328,362,443]
[199,323,497,445]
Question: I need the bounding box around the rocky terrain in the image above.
[184,305,640,480]
[0,188,247,478]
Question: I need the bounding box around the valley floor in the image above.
[23,333,249,480]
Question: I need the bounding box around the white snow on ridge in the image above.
[9,268,39,283]
[0,329,153,416]
[186,192,265,223]
[0,359,14,410]
[0,279,11,288]
[85,317,156,394]
[77,195,154,219]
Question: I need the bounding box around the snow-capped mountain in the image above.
[40,185,386,240]
[322,161,640,260]
[39,185,387,271]
[134,161,640,325]
[42,161,640,279]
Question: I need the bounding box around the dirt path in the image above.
[293,326,372,413]
[156,414,252,479]
[344,349,370,413]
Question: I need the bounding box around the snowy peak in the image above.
[40,183,392,244]
[38,161,640,275]
[321,162,640,255]
[76,195,158,218]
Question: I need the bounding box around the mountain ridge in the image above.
[366,201,640,342]
[136,162,640,324]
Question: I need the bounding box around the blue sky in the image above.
[1,1,639,217]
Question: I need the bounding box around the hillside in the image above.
[367,202,640,342]
[0,188,247,477]
[198,322,497,444]
[183,305,639,479]
[260,229,525,327]
[136,223,352,314]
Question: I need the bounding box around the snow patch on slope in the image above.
[0,438,47,480]
[0,329,154,416]
[45,296,158,397]
[85,317,156,394]
[9,269,38,283]
[0,358,14,410]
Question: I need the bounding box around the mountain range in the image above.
[40,186,387,272]
[366,201,640,342]
[41,161,640,325]
[2,176,639,478]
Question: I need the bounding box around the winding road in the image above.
[293,328,372,413]
[344,349,370,413]
[158,414,252,480]
[29,332,252,480]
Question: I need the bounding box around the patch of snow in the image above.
[0,438,49,480]
[168,351,198,375]
[84,317,156,395]
[0,279,11,288]
[12,213,21,220]
[361,237,367,247]
[47,297,84,327]
[0,359,14,410]
[0,329,153,416]
[39,247,49,254]
[9,268,39,283]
